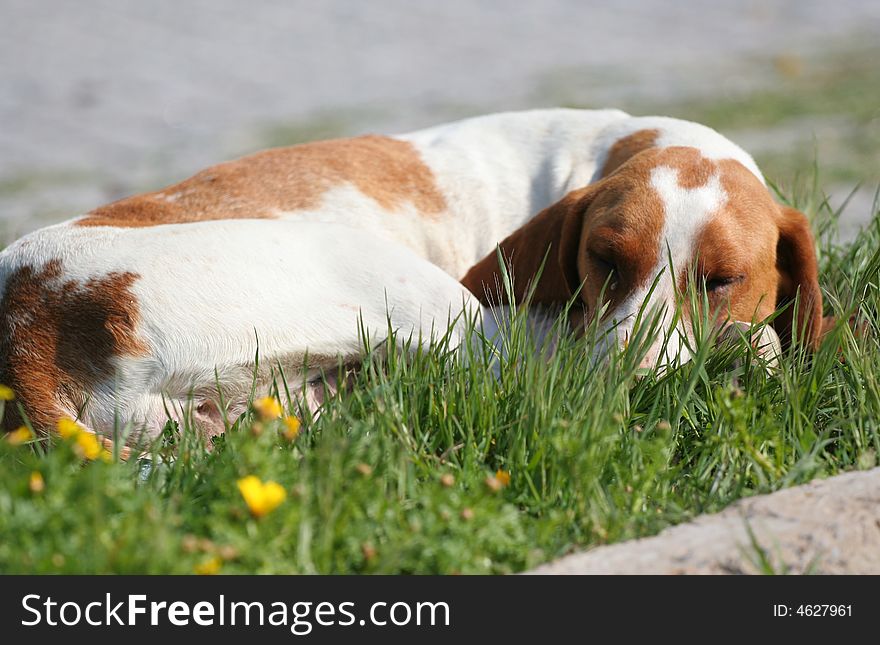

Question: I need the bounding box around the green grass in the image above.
[1,181,878,574]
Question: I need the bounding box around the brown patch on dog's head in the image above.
[599,129,660,178]
[688,164,825,349]
[573,148,701,318]
[685,159,780,326]
[77,135,446,228]
[0,261,148,433]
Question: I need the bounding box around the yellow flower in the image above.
[6,426,34,445]
[75,431,105,460]
[57,417,81,439]
[194,556,222,575]
[57,418,111,461]
[0,384,15,400]
[29,471,45,493]
[282,415,301,440]
[253,396,283,421]
[495,469,511,487]
[237,475,286,518]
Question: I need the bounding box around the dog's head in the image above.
[462,143,826,366]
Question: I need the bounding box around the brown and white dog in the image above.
[461,134,829,367]
[0,109,827,443]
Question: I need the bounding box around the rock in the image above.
[526,467,880,574]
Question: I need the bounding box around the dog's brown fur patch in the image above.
[599,129,660,178]
[0,260,147,433]
[77,135,446,228]
[690,159,779,323]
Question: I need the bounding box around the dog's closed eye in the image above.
[588,247,619,290]
[595,257,618,287]
[704,274,744,293]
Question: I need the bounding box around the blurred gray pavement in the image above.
[1,1,878,237]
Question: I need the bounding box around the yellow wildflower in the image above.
[282,415,301,440]
[6,426,34,445]
[237,475,286,518]
[57,417,81,439]
[56,417,110,460]
[194,556,222,575]
[485,470,511,492]
[29,471,45,493]
[0,384,14,400]
[253,396,283,420]
[75,431,103,460]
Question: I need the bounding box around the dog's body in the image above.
[0,219,485,439]
[72,109,634,279]
[0,109,824,442]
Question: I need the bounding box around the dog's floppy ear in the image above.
[460,186,594,305]
[772,205,826,349]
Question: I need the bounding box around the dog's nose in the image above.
[637,351,656,370]
[715,321,752,347]
[715,321,782,370]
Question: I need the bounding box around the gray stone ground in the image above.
[2,0,879,239]
[527,467,880,574]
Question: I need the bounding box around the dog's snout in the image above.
[715,321,782,370]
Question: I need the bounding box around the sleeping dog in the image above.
[0,109,825,445]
